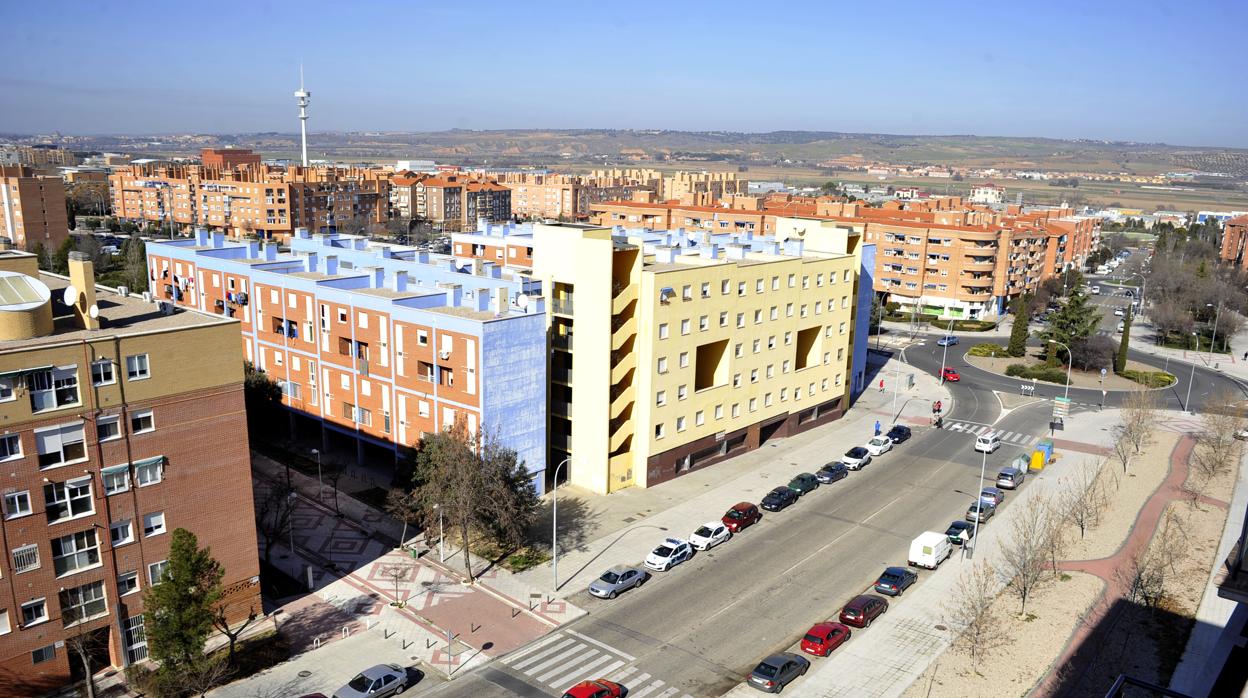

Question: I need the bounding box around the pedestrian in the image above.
[874,420,881,436]
[879,378,885,392]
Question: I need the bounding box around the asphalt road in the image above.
[431,371,1059,697]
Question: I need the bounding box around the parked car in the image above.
[865,436,893,456]
[839,594,889,628]
[588,566,648,599]
[966,500,997,523]
[874,566,919,596]
[909,531,953,568]
[941,367,961,382]
[886,424,912,443]
[332,664,410,698]
[979,487,1006,506]
[945,520,975,545]
[747,652,810,693]
[644,538,693,572]
[562,679,624,698]
[815,462,849,484]
[842,447,872,470]
[996,466,1026,490]
[788,473,820,495]
[974,432,1001,453]
[1114,307,1125,317]
[722,502,761,532]
[936,335,959,347]
[1117,320,1125,333]
[689,521,731,551]
[1235,428,1248,441]
[761,487,798,512]
[800,622,852,657]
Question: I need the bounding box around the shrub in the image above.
[970,343,1010,357]
[1005,363,1069,384]
[1005,363,1028,377]
[932,319,999,332]
[1119,369,1175,388]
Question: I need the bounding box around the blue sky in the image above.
[1,0,1245,147]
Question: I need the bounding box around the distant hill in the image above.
[7,129,1247,177]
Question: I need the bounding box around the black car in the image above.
[760,486,798,512]
[945,520,975,545]
[815,462,849,484]
[885,425,912,444]
[747,652,809,693]
[874,566,918,596]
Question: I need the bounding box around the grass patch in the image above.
[1060,573,1072,582]
[1005,363,1070,384]
[969,343,1010,358]
[1118,369,1176,388]
[931,318,999,332]
[471,541,552,573]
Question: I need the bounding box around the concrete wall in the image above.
[852,243,875,399]
[482,313,548,494]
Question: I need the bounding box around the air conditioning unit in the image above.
[117,285,129,297]
[142,292,152,303]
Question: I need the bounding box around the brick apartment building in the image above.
[0,249,260,693]
[0,165,71,253]
[0,146,80,169]
[405,175,511,232]
[200,147,262,170]
[586,169,746,202]
[1219,215,1248,271]
[146,229,548,491]
[109,153,390,241]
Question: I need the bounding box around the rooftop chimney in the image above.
[442,283,463,307]
[324,255,339,276]
[304,251,319,273]
[391,270,408,293]
[211,231,225,248]
[263,243,278,261]
[196,229,210,246]
[493,286,509,316]
[369,266,385,288]
[67,252,100,331]
[295,227,311,239]
[475,290,491,312]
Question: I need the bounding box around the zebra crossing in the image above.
[499,629,692,698]
[946,422,1042,446]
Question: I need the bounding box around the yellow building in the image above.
[532,218,865,494]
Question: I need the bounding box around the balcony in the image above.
[612,316,636,351]
[551,364,571,385]
[609,421,632,452]
[610,360,634,388]
[612,292,635,316]
[961,276,993,288]
[552,297,574,316]
[551,401,571,420]
[552,334,574,352]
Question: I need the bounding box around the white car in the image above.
[689,521,731,551]
[866,435,893,456]
[842,447,873,470]
[644,538,694,571]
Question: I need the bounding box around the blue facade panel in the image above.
[481,315,548,495]
[851,243,875,400]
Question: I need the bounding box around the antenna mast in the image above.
[294,65,311,167]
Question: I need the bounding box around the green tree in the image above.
[1041,287,1102,367]
[1008,294,1031,358]
[144,528,223,684]
[1115,307,1132,374]
[243,361,282,438]
[122,236,149,292]
[51,237,74,274]
[31,241,50,271]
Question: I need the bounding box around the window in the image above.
[110,519,133,547]
[655,423,665,439]
[91,360,116,386]
[130,410,155,434]
[695,410,705,426]
[416,329,428,346]
[28,366,79,411]
[788,274,796,288]
[135,458,162,486]
[656,391,666,406]
[802,276,810,289]
[766,365,775,379]
[721,280,730,295]
[753,310,762,324]
[679,352,689,368]
[0,609,8,635]
[13,544,40,573]
[125,354,150,380]
[0,433,20,461]
[839,322,847,335]
[714,405,723,419]
[44,478,92,523]
[701,282,710,298]
[143,512,166,537]
[749,398,758,412]
[658,323,669,339]
[750,369,759,383]
[32,645,55,664]
[60,581,107,625]
[149,560,170,585]
[657,357,668,374]
[783,360,791,373]
[52,530,100,577]
[781,388,788,401]
[102,465,129,495]
[678,385,688,400]
[771,276,779,290]
[731,403,740,418]
[786,303,794,317]
[0,377,12,402]
[752,339,760,353]
[680,319,690,335]
[35,427,86,469]
[676,416,686,432]
[96,417,120,442]
[737,282,746,297]
[4,491,31,519]
[770,306,778,321]
[765,393,773,407]
[755,279,764,293]
[719,311,727,327]
[768,336,776,350]
[699,315,708,331]
[733,373,741,387]
[21,599,47,627]
[736,313,745,328]
[117,571,139,597]
[817,273,824,287]
[337,308,347,324]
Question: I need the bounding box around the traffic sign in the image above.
[1100,368,1107,376]
[1052,396,1071,419]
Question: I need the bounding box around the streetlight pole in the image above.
[970,448,987,556]
[432,503,444,562]
[311,448,322,492]
[939,317,954,386]
[1048,339,1072,401]
[1208,301,1223,362]
[551,457,571,590]
[1184,332,1198,414]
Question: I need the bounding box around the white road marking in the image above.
[543,651,615,686]
[536,648,599,684]
[517,641,584,674]
[568,629,636,661]
[501,634,571,666]
[631,680,668,698]
[607,666,639,683]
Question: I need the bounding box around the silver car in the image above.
[333,664,409,698]
[587,565,648,599]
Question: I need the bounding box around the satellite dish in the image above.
[88,304,99,319]
[516,294,530,309]
[62,285,78,306]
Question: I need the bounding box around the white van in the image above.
[1090,285,1101,295]
[909,531,952,570]
[975,432,1001,453]
[1095,265,1109,275]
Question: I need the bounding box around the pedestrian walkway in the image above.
[945,421,1043,446]
[497,629,693,698]
[1128,311,1248,385]
[517,350,954,598]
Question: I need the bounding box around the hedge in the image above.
[1005,363,1070,384]
[932,318,1000,332]
[1118,369,1176,388]
[969,343,1010,357]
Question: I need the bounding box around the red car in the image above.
[838,594,889,628]
[562,678,624,698]
[800,622,852,657]
[941,367,960,382]
[721,502,761,532]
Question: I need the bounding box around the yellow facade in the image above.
[534,219,863,494]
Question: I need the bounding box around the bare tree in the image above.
[943,561,1009,674]
[255,482,297,565]
[212,604,260,668]
[1120,388,1159,456]
[1111,428,1135,475]
[1041,494,1071,578]
[1063,459,1105,539]
[181,655,234,697]
[62,609,108,698]
[998,495,1053,616]
[381,562,413,608]
[1114,510,1187,612]
[1188,387,1244,502]
[386,488,422,547]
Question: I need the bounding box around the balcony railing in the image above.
[552,334,574,351]
[552,298,574,315]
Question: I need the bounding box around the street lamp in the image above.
[551,456,571,591]
[1207,301,1223,363]
[311,448,322,491]
[1184,332,1198,414]
[891,348,910,422]
[970,447,988,557]
[1126,273,1146,318]
[1048,339,1073,402]
[432,503,444,562]
[939,317,955,386]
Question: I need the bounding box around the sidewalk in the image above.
[765,407,1123,698]
[1127,313,1248,385]
[517,348,954,598]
